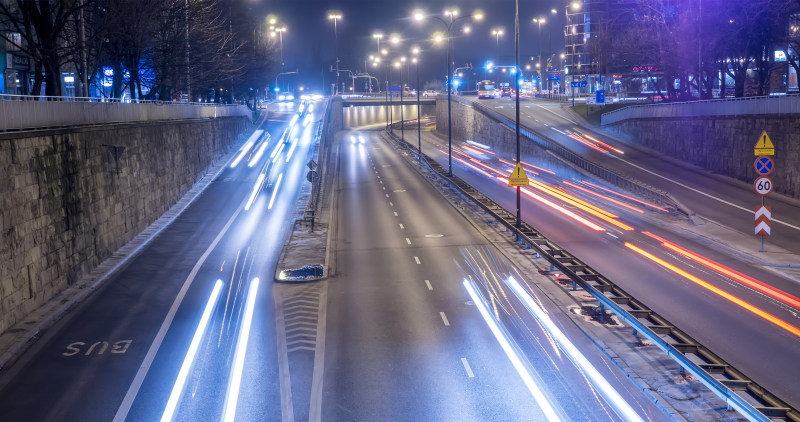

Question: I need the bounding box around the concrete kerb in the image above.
[0,115,259,371]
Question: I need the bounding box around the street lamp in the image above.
[413,7,484,177]
[373,32,383,50]
[491,28,504,63]
[395,59,405,142]
[533,18,546,92]
[328,12,342,95]
[274,27,286,68]
[412,47,421,157]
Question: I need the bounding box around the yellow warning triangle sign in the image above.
[754,130,774,156]
[508,162,530,187]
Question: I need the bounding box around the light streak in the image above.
[289,114,299,127]
[451,154,494,178]
[499,158,556,175]
[625,242,800,338]
[641,232,800,310]
[247,134,271,167]
[271,143,286,163]
[268,173,284,210]
[563,181,644,213]
[463,145,492,156]
[462,279,562,422]
[497,177,605,231]
[230,130,264,168]
[581,133,625,154]
[469,158,509,176]
[285,138,299,162]
[581,181,669,213]
[506,276,643,422]
[569,133,609,153]
[466,140,493,152]
[221,278,260,422]
[161,280,223,422]
[244,174,266,211]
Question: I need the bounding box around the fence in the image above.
[0,94,251,131]
[602,93,800,126]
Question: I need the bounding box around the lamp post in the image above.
[412,47,421,157]
[274,27,286,68]
[414,8,483,177]
[533,17,546,92]
[491,28,504,63]
[515,0,521,229]
[396,59,405,142]
[328,12,342,95]
[373,32,383,51]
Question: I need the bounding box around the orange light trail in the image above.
[470,158,510,176]
[498,158,556,175]
[563,181,644,214]
[452,155,494,178]
[625,242,800,338]
[581,180,669,213]
[569,134,609,153]
[641,232,800,311]
[497,177,606,232]
[463,144,495,155]
[524,179,634,231]
[581,133,625,154]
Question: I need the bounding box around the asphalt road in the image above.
[322,129,670,421]
[471,97,800,254]
[0,100,320,421]
[397,119,800,410]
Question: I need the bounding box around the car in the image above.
[422,90,441,97]
[500,87,512,97]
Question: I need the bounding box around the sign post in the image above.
[753,131,776,252]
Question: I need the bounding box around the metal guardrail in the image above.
[601,93,800,126]
[385,130,799,422]
[452,96,675,208]
[0,94,250,132]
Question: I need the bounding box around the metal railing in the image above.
[602,93,800,126]
[0,94,250,131]
[385,130,798,422]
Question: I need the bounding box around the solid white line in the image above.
[406,238,411,245]
[425,280,433,290]
[461,358,475,378]
[612,156,800,231]
[440,311,450,326]
[114,201,244,422]
[414,256,421,265]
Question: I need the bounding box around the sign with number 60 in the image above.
[754,176,773,196]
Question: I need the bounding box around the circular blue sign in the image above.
[754,156,774,175]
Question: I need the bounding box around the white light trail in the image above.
[244,174,266,211]
[462,279,562,422]
[221,278,260,422]
[285,138,299,162]
[161,280,223,422]
[271,143,286,163]
[230,130,264,168]
[289,114,299,127]
[247,134,271,167]
[505,276,643,422]
[268,173,284,210]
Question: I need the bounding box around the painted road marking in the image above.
[394,212,398,217]
[612,156,800,231]
[606,233,618,239]
[385,194,389,198]
[399,224,405,229]
[461,358,475,378]
[425,280,433,290]
[389,202,394,207]
[440,312,450,326]
[414,256,421,265]
[406,237,411,245]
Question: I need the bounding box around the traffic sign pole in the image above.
[752,131,776,252]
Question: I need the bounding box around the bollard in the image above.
[549,262,556,272]
[598,304,605,324]
[572,280,577,291]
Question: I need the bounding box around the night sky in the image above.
[246,0,566,93]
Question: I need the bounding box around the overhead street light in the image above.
[328,12,342,95]
[413,7,484,177]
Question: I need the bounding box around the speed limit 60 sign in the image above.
[754,176,773,196]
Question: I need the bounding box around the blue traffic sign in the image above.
[571,81,586,87]
[596,89,605,104]
[754,156,774,175]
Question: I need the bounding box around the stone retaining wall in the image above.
[0,117,250,332]
[604,115,800,199]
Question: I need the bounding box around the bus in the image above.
[477,80,496,99]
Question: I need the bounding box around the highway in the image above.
[322,129,669,421]
[0,100,321,421]
[396,107,800,410]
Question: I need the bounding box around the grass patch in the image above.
[570,103,628,126]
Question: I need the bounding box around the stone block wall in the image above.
[604,115,800,199]
[0,117,250,332]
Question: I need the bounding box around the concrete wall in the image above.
[604,115,800,198]
[0,117,250,332]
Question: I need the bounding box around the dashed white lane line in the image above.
[414,256,421,265]
[406,237,411,245]
[389,202,394,207]
[461,358,475,378]
[440,312,450,326]
[394,212,398,217]
[383,187,386,190]
[399,224,405,229]
[606,233,618,239]
[385,194,389,198]
[425,280,433,290]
